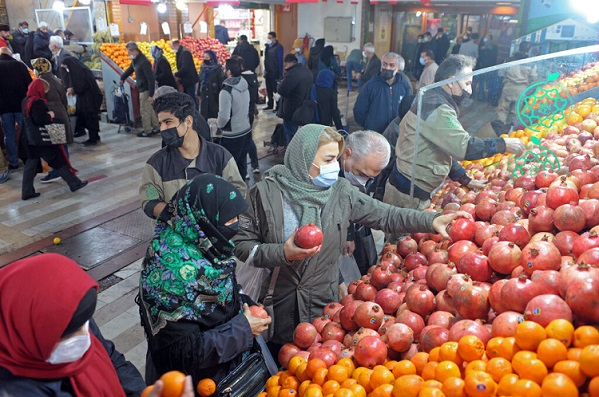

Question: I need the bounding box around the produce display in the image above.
[180,37,231,66]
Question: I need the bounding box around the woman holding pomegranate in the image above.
[139,174,272,388]
[233,124,469,359]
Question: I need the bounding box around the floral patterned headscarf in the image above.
[140,174,249,335]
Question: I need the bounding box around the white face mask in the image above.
[266,39,272,45]
[46,321,91,365]
[362,51,367,57]
[129,54,135,59]
[295,48,301,52]
[343,158,370,188]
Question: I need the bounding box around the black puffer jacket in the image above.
[198,61,225,120]
[277,63,313,121]
[32,29,52,61]
[0,54,32,114]
[241,70,259,124]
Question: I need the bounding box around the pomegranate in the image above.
[524,294,573,327]
[381,251,403,268]
[446,273,473,297]
[498,223,530,249]
[385,323,414,352]
[381,243,397,254]
[553,203,586,233]
[566,278,599,323]
[375,289,402,315]
[427,311,455,329]
[420,326,449,353]
[514,175,536,190]
[457,251,493,282]
[580,199,599,228]
[347,280,361,295]
[475,198,498,221]
[491,210,517,226]
[293,322,318,348]
[313,316,332,333]
[501,274,541,313]
[435,290,455,314]
[569,154,592,171]
[530,270,561,295]
[295,223,323,249]
[427,262,457,292]
[370,266,392,290]
[321,340,344,356]
[339,299,364,332]
[310,348,337,367]
[535,170,558,188]
[519,190,544,216]
[249,305,269,319]
[554,231,578,256]
[453,284,490,320]
[323,302,343,319]
[577,247,599,265]
[474,224,500,247]
[488,241,522,275]
[337,348,354,361]
[395,310,426,339]
[354,335,387,368]
[546,182,579,209]
[354,282,377,302]
[405,285,436,318]
[528,206,555,233]
[448,240,478,264]
[321,322,346,343]
[520,241,562,275]
[459,203,476,218]
[353,302,384,330]
[428,249,449,264]
[419,240,439,258]
[278,343,301,368]
[404,252,428,271]
[505,187,525,204]
[491,311,524,337]
[351,327,379,347]
[447,218,477,241]
[401,344,419,360]
[559,262,599,297]
[488,279,509,314]
[572,230,599,259]
[397,237,418,257]
[409,266,428,281]
[482,236,500,256]
[448,319,491,344]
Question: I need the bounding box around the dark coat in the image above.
[215,25,231,45]
[353,72,413,133]
[32,29,52,61]
[361,54,381,85]
[154,55,177,89]
[233,41,260,72]
[198,65,224,120]
[315,86,343,129]
[433,34,450,64]
[0,319,146,397]
[241,71,259,125]
[63,57,103,116]
[264,41,284,79]
[10,29,28,56]
[0,54,32,114]
[40,71,73,144]
[308,44,324,81]
[277,63,313,121]
[175,46,199,88]
[54,49,74,83]
[121,52,155,96]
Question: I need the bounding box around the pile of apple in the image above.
[180,37,231,66]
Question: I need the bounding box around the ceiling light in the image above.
[176,1,187,10]
[53,0,65,12]
[416,11,422,17]
[157,2,167,13]
[79,0,91,5]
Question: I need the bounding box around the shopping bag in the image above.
[67,94,77,115]
[237,245,269,303]
[340,255,362,286]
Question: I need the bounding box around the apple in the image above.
[295,223,324,249]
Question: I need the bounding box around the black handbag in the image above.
[292,99,317,126]
[215,341,273,397]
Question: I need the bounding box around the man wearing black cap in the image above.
[232,35,260,73]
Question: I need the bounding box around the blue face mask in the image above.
[22,28,29,34]
[311,161,340,188]
[419,57,426,65]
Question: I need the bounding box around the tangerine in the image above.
[417,387,444,397]
[296,364,309,382]
[385,360,398,371]
[267,376,282,389]
[463,371,497,397]
[567,347,582,361]
[392,360,417,378]
[370,366,395,389]
[347,384,366,397]
[580,344,599,377]
[410,353,430,376]
[358,370,373,393]
[485,357,512,382]
[329,365,350,384]
[371,384,394,397]
[517,358,547,385]
[307,359,328,379]
[439,342,463,366]
[496,373,519,396]
[434,361,461,383]
[279,388,297,397]
[160,370,187,397]
[576,104,592,117]
[197,378,217,397]
[392,374,424,397]
[312,368,328,386]
[304,386,324,397]
[140,386,154,397]
[540,373,579,397]
[421,362,439,381]
[545,319,575,347]
[337,358,355,376]
[322,380,341,396]
[457,335,485,362]
[428,347,441,363]
[341,379,357,388]
[574,326,599,348]
[268,386,282,397]
[510,379,541,397]
[553,359,587,387]
[485,337,503,359]
[537,338,568,368]
[421,380,442,389]
[588,376,599,397]
[333,388,355,397]
[299,380,313,396]
[289,356,308,375]
[514,321,546,351]
[441,377,465,397]
[464,360,487,377]
[496,337,520,361]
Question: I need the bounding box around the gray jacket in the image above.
[217,76,251,138]
[233,177,439,344]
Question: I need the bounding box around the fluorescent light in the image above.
[416,11,422,17]
[496,2,512,4]
[588,15,599,24]
[52,0,65,12]
[157,2,167,13]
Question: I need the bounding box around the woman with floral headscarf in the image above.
[152,45,177,90]
[139,173,271,386]
[197,50,224,120]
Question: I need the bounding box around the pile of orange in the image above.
[263,320,598,397]
[100,43,132,74]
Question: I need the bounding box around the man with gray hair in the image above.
[353,52,412,133]
[33,22,52,61]
[49,35,72,81]
[120,41,159,137]
[358,43,380,86]
[340,130,391,275]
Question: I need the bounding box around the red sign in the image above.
[280,4,292,11]
[119,0,152,5]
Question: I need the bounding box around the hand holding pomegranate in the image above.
[433,211,474,239]
[503,138,526,153]
[467,179,488,190]
[284,229,321,261]
[242,303,272,336]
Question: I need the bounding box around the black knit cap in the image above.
[0,25,10,32]
[62,288,97,337]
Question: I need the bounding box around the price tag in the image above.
[109,23,120,37]
[161,22,171,35]
[183,22,193,34]
[140,22,148,35]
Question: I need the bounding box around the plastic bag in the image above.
[340,255,362,286]
[237,245,270,303]
[67,94,77,115]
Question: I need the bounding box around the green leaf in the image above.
[531,136,541,145]
[547,72,560,82]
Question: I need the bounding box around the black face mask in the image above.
[380,69,395,81]
[452,90,470,106]
[204,59,212,65]
[161,122,189,148]
[218,221,239,241]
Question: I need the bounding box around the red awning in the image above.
[119,0,153,5]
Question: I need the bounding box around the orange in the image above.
[160,370,187,397]
[322,380,341,396]
[421,380,442,389]
[259,393,268,397]
[463,371,497,397]
[268,386,282,397]
[385,360,398,371]
[464,360,487,377]
[304,386,324,397]
[553,360,587,387]
[197,378,217,397]
[540,373,579,397]
[333,388,355,397]
[545,319,575,347]
[296,364,309,382]
[140,386,154,397]
[497,373,519,396]
[267,376,282,389]
[289,356,308,375]
[537,338,568,368]
[441,377,465,397]
[280,371,293,385]
[341,379,357,388]
[347,383,366,397]
[434,361,461,383]
[283,376,300,391]
[485,337,503,359]
[510,379,541,397]
[392,374,424,397]
[329,365,351,384]
[580,344,599,377]
[410,353,430,376]
[358,370,373,393]
[567,347,582,361]
[457,335,485,362]
[370,366,395,389]
[574,326,599,348]
[497,337,520,361]
[416,387,444,397]
[576,104,592,117]
[337,358,355,376]
[485,357,512,382]
[421,362,439,381]
[279,388,297,397]
[312,368,329,386]
[299,380,313,396]
[352,367,369,382]
[392,360,417,377]
[307,359,328,379]
[514,321,547,351]
[589,376,599,397]
[517,358,547,385]
[370,383,394,397]
[567,112,583,124]
[511,350,537,375]
[428,347,441,363]
[439,342,463,366]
